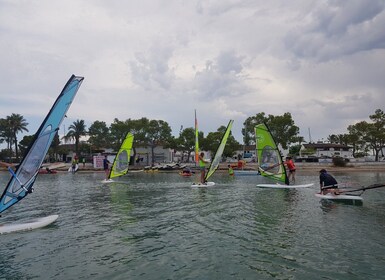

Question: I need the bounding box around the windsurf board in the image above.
[191,181,216,188]
[257,183,314,189]
[101,179,114,184]
[68,164,79,173]
[315,192,363,201]
[0,214,59,234]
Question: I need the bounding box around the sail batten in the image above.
[205,120,234,181]
[0,75,84,214]
[108,133,134,179]
[255,123,289,185]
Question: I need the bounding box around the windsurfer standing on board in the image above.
[103,155,111,180]
[284,156,296,184]
[199,152,209,184]
[319,169,339,194]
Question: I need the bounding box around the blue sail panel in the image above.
[0,75,84,214]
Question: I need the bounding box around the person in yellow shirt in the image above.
[199,152,209,184]
[228,164,234,176]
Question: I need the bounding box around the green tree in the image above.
[18,134,34,157]
[146,119,173,165]
[369,109,385,159]
[49,132,61,161]
[7,113,29,162]
[202,124,238,160]
[65,119,87,155]
[175,127,195,163]
[347,121,370,157]
[110,118,130,151]
[88,120,111,150]
[243,112,299,149]
[0,118,12,155]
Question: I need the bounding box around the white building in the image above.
[300,143,353,159]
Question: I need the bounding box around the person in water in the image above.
[71,158,77,173]
[284,156,296,184]
[103,155,111,180]
[228,164,234,176]
[199,152,209,184]
[319,169,339,194]
[182,166,192,175]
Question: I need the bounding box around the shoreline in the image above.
[1,162,385,173]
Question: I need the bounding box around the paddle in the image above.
[337,183,385,194]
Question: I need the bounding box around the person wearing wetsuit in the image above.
[319,169,339,194]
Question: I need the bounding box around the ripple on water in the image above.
[1,172,385,279]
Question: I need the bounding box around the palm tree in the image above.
[7,114,29,162]
[0,118,10,148]
[65,119,87,155]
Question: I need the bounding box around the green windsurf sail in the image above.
[255,123,289,185]
[195,110,199,164]
[205,120,234,181]
[108,132,134,179]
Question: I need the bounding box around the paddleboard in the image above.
[68,164,79,173]
[257,183,314,189]
[315,193,363,201]
[0,214,59,234]
[191,181,215,188]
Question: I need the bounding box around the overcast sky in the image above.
[1,0,384,146]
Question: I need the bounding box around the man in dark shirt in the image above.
[319,169,339,194]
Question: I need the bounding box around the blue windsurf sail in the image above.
[0,75,84,214]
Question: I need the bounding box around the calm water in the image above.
[1,170,385,280]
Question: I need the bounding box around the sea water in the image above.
[0,170,385,279]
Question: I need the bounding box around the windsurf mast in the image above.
[108,132,134,179]
[338,183,385,194]
[195,110,199,165]
[0,75,84,214]
[204,120,234,181]
[255,123,289,185]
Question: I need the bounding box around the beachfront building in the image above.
[134,145,174,166]
[300,143,353,160]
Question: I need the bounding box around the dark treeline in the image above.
[1,109,384,162]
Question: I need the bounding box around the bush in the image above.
[332,157,346,167]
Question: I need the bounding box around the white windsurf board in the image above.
[68,164,79,173]
[315,192,363,201]
[0,214,59,234]
[101,179,114,184]
[257,183,314,189]
[191,181,216,188]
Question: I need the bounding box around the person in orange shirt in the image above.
[284,156,296,184]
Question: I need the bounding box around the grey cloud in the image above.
[193,51,250,99]
[285,0,385,61]
[129,45,175,91]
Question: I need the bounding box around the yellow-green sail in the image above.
[255,123,289,185]
[109,132,134,179]
[195,110,199,164]
[205,120,234,181]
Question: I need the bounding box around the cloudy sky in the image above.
[1,0,384,145]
